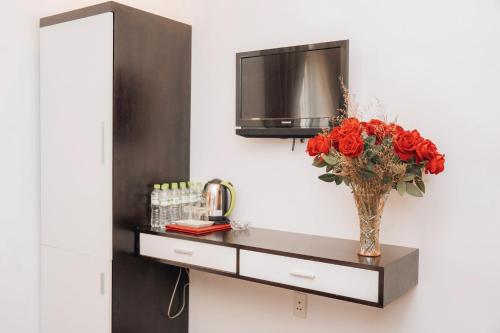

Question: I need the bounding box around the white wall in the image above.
[189,0,500,332]
[0,1,191,332]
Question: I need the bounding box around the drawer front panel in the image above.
[240,250,379,302]
[140,234,237,273]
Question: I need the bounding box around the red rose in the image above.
[363,119,387,143]
[306,134,331,156]
[415,139,438,162]
[340,117,362,135]
[425,154,445,174]
[393,130,423,161]
[327,118,362,150]
[327,118,363,150]
[339,133,364,158]
[327,127,342,150]
[385,123,404,137]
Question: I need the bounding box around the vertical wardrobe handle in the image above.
[100,272,105,295]
[100,122,105,165]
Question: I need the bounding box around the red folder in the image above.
[166,223,232,235]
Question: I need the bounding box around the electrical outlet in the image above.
[293,292,307,319]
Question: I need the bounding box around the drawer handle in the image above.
[174,248,194,256]
[290,270,316,280]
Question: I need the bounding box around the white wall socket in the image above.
[293,292,307,319]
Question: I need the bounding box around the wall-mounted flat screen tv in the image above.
[236,40,349,138]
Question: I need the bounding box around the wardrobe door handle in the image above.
[290,270,316,280]
[100,272,105,295]
[100,122,105,165]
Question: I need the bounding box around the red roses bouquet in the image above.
[307,116,444,256]
[307,117,445,192]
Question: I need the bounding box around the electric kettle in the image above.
[202,179,236,223]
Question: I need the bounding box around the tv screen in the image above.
[236,40,348,131]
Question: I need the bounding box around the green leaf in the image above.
[370,154,380,163]
[312,156,326,168]
[366,161,375,171]
[359,168,376,180]
[321,153,338,166]
[326,165,334,172]
[415,177,426,193]
[403,173,415,181]
[396,181,406,195]
[382,175,391,184]
[318,173,336,182]
[364,135,377,146]
[406,182,423,197]
[363,149,378,162]
[415,168,423,178]
[334,176,343,185]
[407,164,423,177]
[364,149,373,158]
[343,177,351,186]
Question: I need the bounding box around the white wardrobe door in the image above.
[41,245,111,333]
[40,13,113,259]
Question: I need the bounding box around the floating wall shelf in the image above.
[137,227,418,308]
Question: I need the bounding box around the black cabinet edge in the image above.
[382,249,419,306]
[40,1,191,28]
[40,1,114,26]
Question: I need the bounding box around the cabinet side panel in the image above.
[112,256,189,333]
[111,6,191,333]
[112,7,191,258]
[383,249,419,306]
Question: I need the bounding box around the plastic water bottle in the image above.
[179,182,189,217]
[196,182,204,206]
[169,183,181,222]
[188,181,197,205]
[159,183,170,228]
[151,184,161,228]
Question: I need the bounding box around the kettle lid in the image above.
[207,178,223,184]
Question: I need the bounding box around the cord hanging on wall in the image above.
[291,138,305,151]
[165,268,190,319]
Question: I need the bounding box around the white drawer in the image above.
[140,234,237,273]
[239,250,379,302]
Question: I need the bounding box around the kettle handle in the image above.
[220,180,236,217]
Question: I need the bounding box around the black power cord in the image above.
[291,138,305,151]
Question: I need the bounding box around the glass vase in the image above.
[352,183,390,257]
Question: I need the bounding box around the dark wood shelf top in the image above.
[138,226,417,271]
